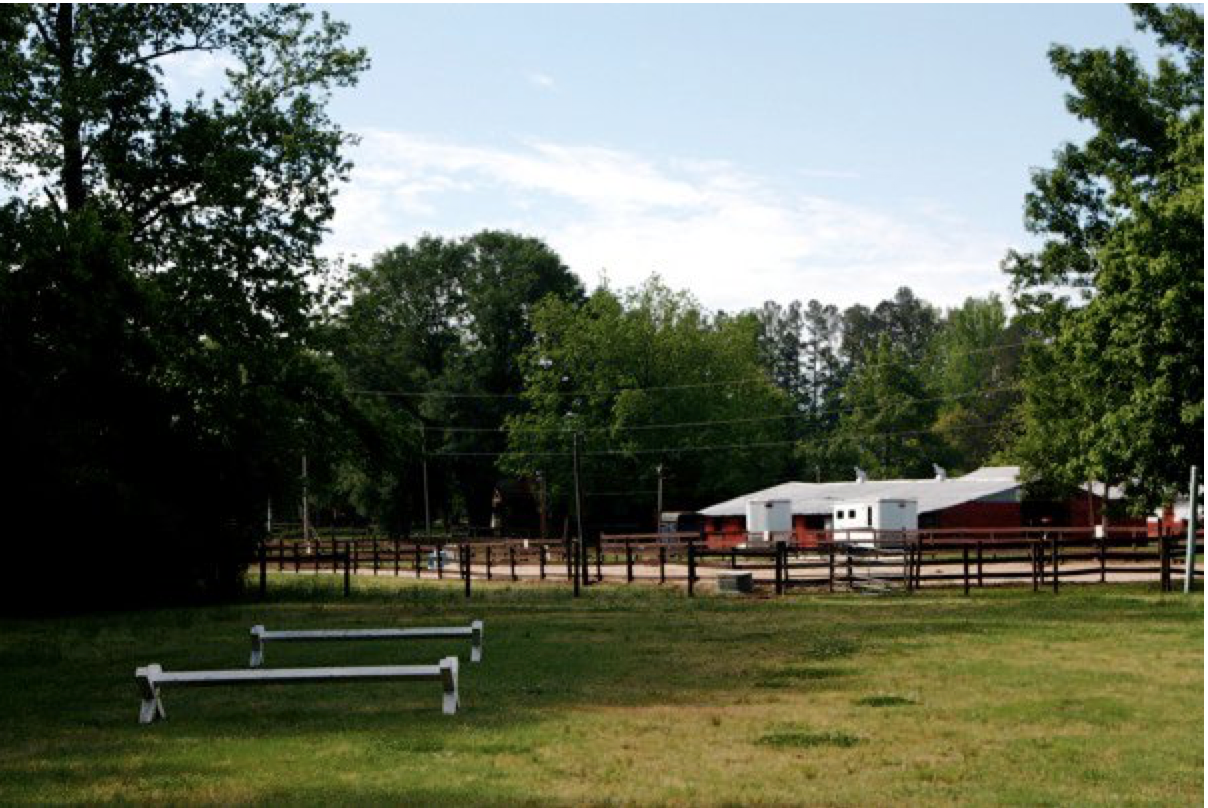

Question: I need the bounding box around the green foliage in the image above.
[330,231,584,531]
[504,278,794,526]
[929,295,1023,471]
[1004,4,1203,509]
[0,4,367,607]
[824,336,948,480]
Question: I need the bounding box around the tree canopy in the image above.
[0,4,367,607]
[1003,3,1203,509]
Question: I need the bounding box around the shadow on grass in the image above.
[0,580,1199,802]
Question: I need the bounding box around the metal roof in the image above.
[698,466,1021,518]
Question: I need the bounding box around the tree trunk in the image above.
[56,4,86,212]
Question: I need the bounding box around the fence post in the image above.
[342,543,351,597]
[1099,533,1107,583]
[414,542,422,579]
[510,545,517,582]
[372,533,379,576]
[659,545,666,584]
[258,542,267,600]
[1159,531,1170,591]
[976,541,984,588]
[540,545,547,580]
[463,544,472,598]
[1051,533,1060,594]
[436,541,444,580]
[775,540,786,595]
[625,540,634,583]
[294,537,301,573]
[687,540,696,597]
[828,542,835,592]
[596,542,602,582]
[486,546,493,581]
[572,540,581,598]
[393,538,400,577]
[565,540,572,582]
[1030,540,1038,592]
[962,546,970,596]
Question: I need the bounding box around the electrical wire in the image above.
[350,340,1027,401]
[419,384,1022,436]
[429,419,1008,459]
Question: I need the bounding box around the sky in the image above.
[285,4,1161,313]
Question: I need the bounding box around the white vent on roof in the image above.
[933,464,947,481]
[854,467,867,483]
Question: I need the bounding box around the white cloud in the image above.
[159,50,239,100]
[323,130,1012,311]
[526,71,557,90]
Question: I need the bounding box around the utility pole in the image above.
[1184,465,1199,594]
[420,425,432,540]
[655,463,665,533]
[572,430,586,593]
[536,470,547,542]
[301,453,310,542]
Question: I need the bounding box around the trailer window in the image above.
[848,509,855,519]
[866,507,872,527]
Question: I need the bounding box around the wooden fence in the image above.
[254,526,1202,598]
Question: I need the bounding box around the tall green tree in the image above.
[0,4,367,606]
[1003,3,1203,508]
[809,336,949,481]
[504,278,794,531]
[929,295,1023,471]
[332,231,583,531]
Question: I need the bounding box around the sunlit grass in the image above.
[0,580,1200,805]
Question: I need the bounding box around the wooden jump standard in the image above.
[134,657,460,724]
[249,620,484,668]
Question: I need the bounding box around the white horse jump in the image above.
[134,657,459,724]
[249,620,483,668]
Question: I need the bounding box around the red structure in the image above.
[696,467,1131,550]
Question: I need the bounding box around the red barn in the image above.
[698,466,1026,549]
[697,466,1138,549]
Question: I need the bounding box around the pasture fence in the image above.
[254,525,1202,599]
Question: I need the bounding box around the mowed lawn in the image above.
[0,578,1200,806]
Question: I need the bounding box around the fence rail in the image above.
[254,526,1202,599]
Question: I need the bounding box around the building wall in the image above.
[927,501,1022,530]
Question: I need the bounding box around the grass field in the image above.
[0,578,1201,806]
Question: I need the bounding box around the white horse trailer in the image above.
[745,498,792,546]
[833,498,917,546]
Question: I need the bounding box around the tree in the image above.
[0,4,367,607]
[503,278,794,531]
[1003,3,1203,509]
[331,231,584,531]
[824,337,949,480]
[929,295,1023,471]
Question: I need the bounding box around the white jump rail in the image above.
[249,620,484,668]
[134,657,459,724]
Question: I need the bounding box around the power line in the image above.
[350,341,1028,401]
[429,419,1007,459]
[420,384,1022,436]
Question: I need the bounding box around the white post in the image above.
[1184,466,1199,594]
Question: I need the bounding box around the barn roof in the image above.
[698,466,1021,518]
